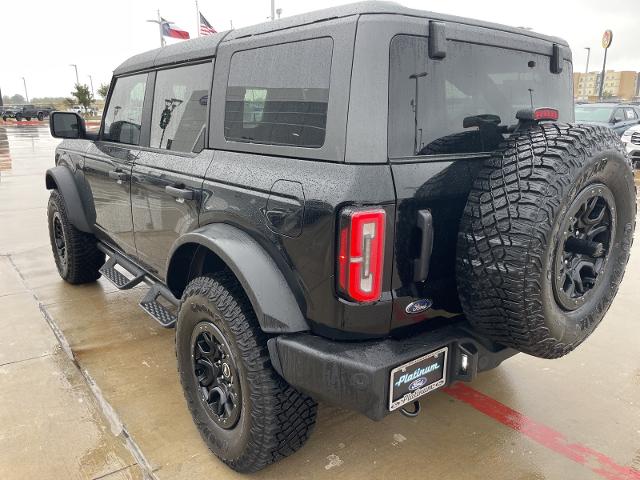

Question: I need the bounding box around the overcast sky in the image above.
[1,0,638,100]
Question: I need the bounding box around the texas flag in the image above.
[161,17,190,39]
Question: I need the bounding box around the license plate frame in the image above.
[388,346,448,411]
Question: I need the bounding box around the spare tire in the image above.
[457,123,636,358]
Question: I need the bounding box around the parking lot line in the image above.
[444,382,640,480]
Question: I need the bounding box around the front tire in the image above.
[47,189,104,284]
[176,273,317,473]
[37,112,44,121]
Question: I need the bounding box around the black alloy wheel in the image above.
[52,211,68,273]
[553,184,615,311]
[191,321,242,429]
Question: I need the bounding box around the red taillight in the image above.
[337,207,386,302]
[533,108,559,121]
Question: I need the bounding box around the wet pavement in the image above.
[0,123,639,480]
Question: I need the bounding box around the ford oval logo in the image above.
[405,298,432,314]
[409,377,428,391]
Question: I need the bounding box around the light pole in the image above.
[270,0,275,20]
[146,10,166,47]
[21,77,29,102]
[584,47,591,73]
[70,64,79,85]
[88,75,94,96]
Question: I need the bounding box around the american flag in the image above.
[199,13,216,36]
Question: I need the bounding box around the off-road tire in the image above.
[47,189,104,283]
[457,123,636,358]
[176,273,317,473]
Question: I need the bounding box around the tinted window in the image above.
[613,109,625,122]
[388,36,573,157]
[103,74,147,145]
[225,38,333,148]
[624,107,637,120]
[150,62,212,153]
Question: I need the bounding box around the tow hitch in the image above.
[400,400,421,418]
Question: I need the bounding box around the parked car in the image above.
[621,125,640,168]
[68,105,97,116]
[44,2,636,473]
[574,102,640,136]
[1,106,19,120]
[14,105,53,121]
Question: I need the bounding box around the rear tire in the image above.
[457,124,636,358]
[176,273,317,473]
[47,189,104,284]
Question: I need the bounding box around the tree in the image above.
[71,84,93,113]
[3,94,26,105]
[97,83,109,99]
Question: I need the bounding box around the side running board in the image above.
[97,244,178,328]
[139,284,178,328]
[99,255,145,290]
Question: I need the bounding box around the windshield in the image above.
[574,105,614,123]
[388,36,573,157]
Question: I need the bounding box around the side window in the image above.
[613,109,625,122]
[150,62,212,153]
[225,37,333,148]
[103,74,148,145]
[624,108,637,120]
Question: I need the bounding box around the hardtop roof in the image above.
[114,1,569,76]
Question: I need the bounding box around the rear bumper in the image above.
[267,324,516,421]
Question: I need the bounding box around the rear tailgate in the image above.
[386,31,573,331]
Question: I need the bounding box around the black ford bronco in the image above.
[46,2,636,473]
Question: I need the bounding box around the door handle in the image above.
[108,170,127,181]
[413,209,434,282]
[165,185,194,201]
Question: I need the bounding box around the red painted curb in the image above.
[444,383,640,480]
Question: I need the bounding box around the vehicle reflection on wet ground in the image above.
[0,124,639,480]
[0,127,10,171]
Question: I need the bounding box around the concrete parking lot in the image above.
[1,123,639,480]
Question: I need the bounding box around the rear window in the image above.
[388,36,573,158]
[224,37,333,148]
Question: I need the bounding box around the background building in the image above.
[574,70,638,102]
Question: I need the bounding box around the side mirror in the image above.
[49,111,86,139]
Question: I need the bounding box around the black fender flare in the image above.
[167,224,310,334]
[45,166,93,233]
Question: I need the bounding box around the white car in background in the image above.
[67,105,97,116]
[621,125,640,169]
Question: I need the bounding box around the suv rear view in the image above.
[45,2,636,473]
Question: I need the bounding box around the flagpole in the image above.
[195,0,200,37]
[158,9,166,47]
